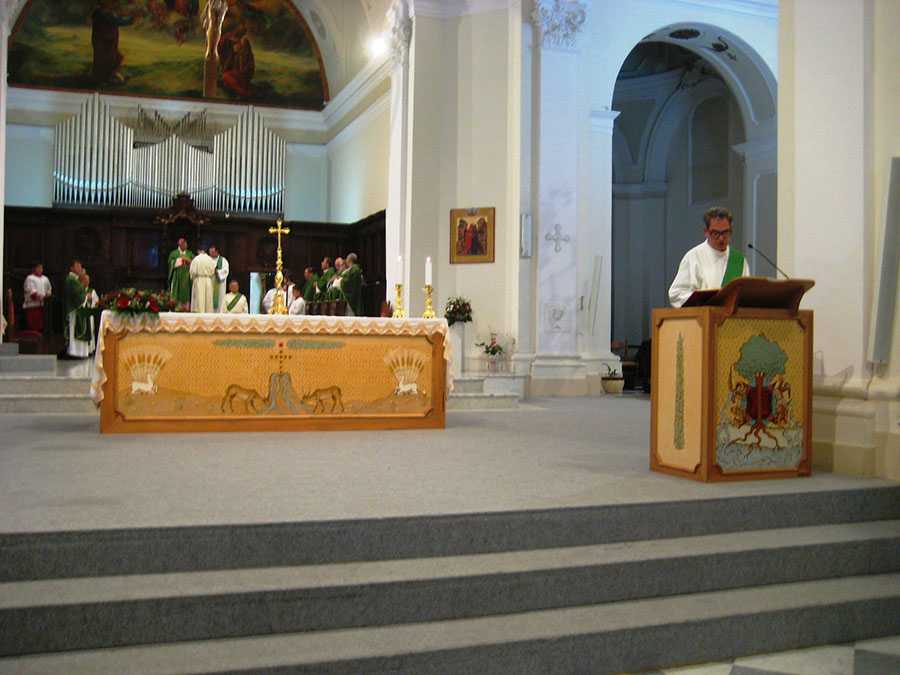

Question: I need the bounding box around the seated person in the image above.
[222,280,248,313]
[288,285,306,316]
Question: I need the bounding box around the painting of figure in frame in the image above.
[450,207,495,264]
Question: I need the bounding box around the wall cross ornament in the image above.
[531,0,587,48]
[545,224,571,253]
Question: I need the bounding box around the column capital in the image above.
[387,0,413,68]
[531,0,587,50]
[732,138,777,172]
[590,109,619,134]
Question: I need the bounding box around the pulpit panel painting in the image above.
[715,318,807,473]
[113,333,436,419]
[654,317,703,473]
[9,0,328,109]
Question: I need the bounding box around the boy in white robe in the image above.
[288,286,306,315]
[23,263,53,334]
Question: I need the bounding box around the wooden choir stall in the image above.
[650,277,815,482]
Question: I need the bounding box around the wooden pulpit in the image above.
[650,277,815,482]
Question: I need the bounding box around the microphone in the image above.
[747,243,790,279]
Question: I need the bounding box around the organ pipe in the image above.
[53,95,285,214]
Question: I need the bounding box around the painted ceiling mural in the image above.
[8,0,329,110]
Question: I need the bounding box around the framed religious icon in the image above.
[450,207,495,264]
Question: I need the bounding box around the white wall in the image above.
[327,94,389,223]
[284,145,328,222]
[4,125,53,207]
[403,10,514,350]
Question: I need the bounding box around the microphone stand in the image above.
[747,243,791,279]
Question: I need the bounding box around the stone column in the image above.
[732,138,777,276]
[385,0,413,311]
[0,7,8,342]
[578,109,621,389]
[529,0,588,395]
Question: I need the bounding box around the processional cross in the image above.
[268,217,291,315]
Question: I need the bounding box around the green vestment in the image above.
[302,276,318,302]
[64,273,87,344]
[317,268,335,297]
[721,247,746,287]
[212,255,224,311]
[341,264,364,316]
[167,247,194,304]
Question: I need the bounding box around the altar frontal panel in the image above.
[97,319,446,433]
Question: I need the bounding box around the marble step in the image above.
[0,376,91,396]
[1,522,897,656]
[448,392,519,410]
[0,355,56,373]
[0,344,19,356]
[4,486,899,582]
[1,574,898,674]
[0,394,96,414]
[451,376,486,394]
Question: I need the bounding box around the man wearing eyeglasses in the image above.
[668,207,749,307]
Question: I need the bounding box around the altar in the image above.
[91,312,449,433]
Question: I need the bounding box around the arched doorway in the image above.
[610,24,777,348]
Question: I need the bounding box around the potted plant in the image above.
[601,363,625,394]
[444,296,472,376]
[476,333,506,372]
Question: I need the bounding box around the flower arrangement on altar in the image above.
[102,289,186,316]
[444,296,473,326]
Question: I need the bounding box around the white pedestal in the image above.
[449,322,465,378]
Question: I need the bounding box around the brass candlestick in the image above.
[392,283,407,318]
[422,284,436,319]
[268,217,291,315]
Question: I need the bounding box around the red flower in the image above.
[148,300,160,313]
[117,296,129,309]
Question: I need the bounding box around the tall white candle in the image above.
[397,255,403,280]
[425,256,432,286]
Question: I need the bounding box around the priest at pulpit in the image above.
[668,207,750,307]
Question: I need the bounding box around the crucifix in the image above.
[268,217,291,315]
[545,224,571,253]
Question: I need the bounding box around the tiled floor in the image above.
[640,635,900,674]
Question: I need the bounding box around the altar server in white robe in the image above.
[189,250,217,313]
[262,284,281,314]
[222,280,249,313]
[668,207,750,308]
[23,263,53,334]
[208,245,229,312]
[288,285,306,315]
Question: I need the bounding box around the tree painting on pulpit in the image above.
[715,330,804,472]
[8,0,328,109]
[450,208,495,264]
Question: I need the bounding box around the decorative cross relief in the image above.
[531,0,587,48]
[545,224,571,253]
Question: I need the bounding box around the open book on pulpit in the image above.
[651,276,815,482]
[682,276,815,314]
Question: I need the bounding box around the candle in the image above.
[397,255,403,278]
[425,256,432,286]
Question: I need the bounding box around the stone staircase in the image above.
[1,486,899,673]
[448,373,524,410]
[0,345,95,414]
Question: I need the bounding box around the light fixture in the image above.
[367,33,388,59]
